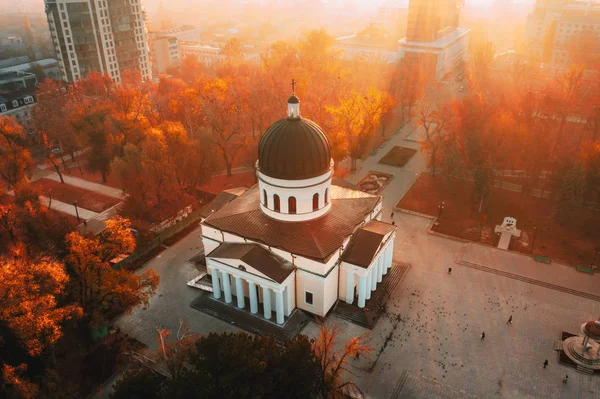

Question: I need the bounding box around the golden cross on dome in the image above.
[291,78,296,95]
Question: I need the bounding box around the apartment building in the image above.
[44,0,152,82]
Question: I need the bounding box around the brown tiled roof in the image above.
[209,243,294,283]
[200,191,240,219]
[204,185,380,262]
[341,220,395,268]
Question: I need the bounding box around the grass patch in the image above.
[379,146,417,167]
[31,178,121,213]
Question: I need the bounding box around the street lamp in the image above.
[73,200,80,223]
[530,226,537,253]
[434,201,445,226]
[591,247,600,269]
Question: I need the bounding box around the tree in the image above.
[312,324,371,399]
[113,331,320,399]
[327,87,392,171]
[0,251,82,357]
[71,103,117,183]
[418,104,452,177]
[554,163,587,224]
[64,217,159,328]
[200,78,249,176]
[0,116,32,189]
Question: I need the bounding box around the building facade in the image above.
[0,71,37,135]
[149,35,179,75]
[200,95,396,325]
[156,25,200,43]
[399,0,469,81]
[44,0,152,82]
[525,0,600,67]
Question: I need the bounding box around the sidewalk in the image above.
[45,172,123,199]
[459,243,600,300]
[42,196,99,220]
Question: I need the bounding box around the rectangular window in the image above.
[305,291,314,306]
[0,104,6,112]
[12,100,19,107]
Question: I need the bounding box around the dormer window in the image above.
[0,104,6,112]
[12,100,18,107]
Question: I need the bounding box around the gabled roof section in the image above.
[200,191,240,219]
[203,185,381,262]
[209,243,294,283]
[341,220,396,268]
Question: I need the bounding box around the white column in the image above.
[285,284,293,316]
[365,272,372,300]
[357,275,367,308]
[387,244,393,269]
[371,264,377,291]
[346,270,355,304]
[276,291,284,325]
[210,267,221,299]
[234,276,245,309]
[222,271,232,304]
[377,256,383,283]
[249,281,258,314]
[262,286,272,319]
[383,245,390,275]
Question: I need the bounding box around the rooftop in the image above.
[204,184,381,262]
[399,27,471,49]
[341,220,396,268]
[209,242,294,283]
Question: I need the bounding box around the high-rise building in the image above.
[44,0,152,83]
[398,0,469,81]
[149,35,179,75]
[525,0,600,68]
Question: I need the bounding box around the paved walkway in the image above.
[45,173,123,199]
[41,196,99,220]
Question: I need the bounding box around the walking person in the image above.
[563,375,568,384]
[507,315,513,324]
[543,359,548,369]
[390,211,394,220]
[448,267,452,275]
[480,332,485,340]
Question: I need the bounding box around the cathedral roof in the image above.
[258,117,331,180]
[209,243,294,283]
[341,220,396,268]
[203,185,381,262]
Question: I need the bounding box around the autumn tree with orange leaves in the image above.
[312,324,371,399]
[0,116,32,189]
[64,217,159,329]
[327,87,392,171]
[0,250,82,357]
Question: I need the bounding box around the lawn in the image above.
[31,178,122,213]
[379,146,417,167]
[397,173,600,266]
[199,171,256,195]
[62,167,124,190]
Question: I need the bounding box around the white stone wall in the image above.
[257,164,334,222]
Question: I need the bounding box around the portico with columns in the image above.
[207,243,295,325]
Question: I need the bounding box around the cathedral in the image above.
[200,91,396,325]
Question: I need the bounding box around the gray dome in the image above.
[258,117,331,180]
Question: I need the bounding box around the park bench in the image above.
[576,265,595,274]
[534,255,551,264]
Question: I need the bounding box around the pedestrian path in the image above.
[458,243,600,301]
[41,196,99,220]
[46,173,123,199]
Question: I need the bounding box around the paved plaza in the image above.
[110,124,600,398]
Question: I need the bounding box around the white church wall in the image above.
[202,237,220,255]
[222,232,245,243]
[322,265,339,315]
[295,269,326,316]
[201,225,222,242]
